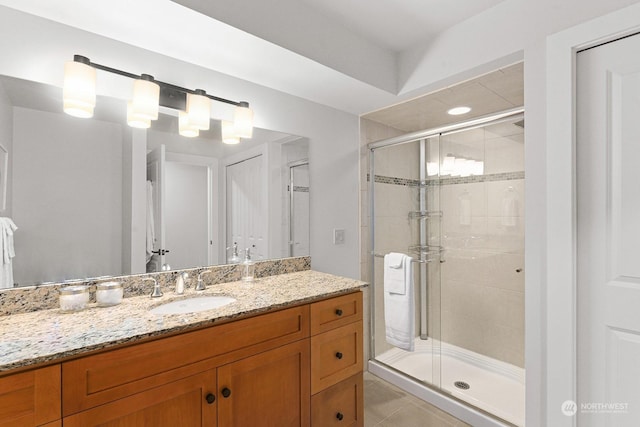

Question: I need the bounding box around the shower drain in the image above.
[454,381,470,390]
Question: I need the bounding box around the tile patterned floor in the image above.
[364,372,471,427]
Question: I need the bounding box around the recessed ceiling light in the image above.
[447,106,471,116]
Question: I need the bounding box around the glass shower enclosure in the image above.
[368,109,525,427]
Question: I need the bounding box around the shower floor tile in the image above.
[364,372,471,427]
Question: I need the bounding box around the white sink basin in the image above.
[150,295,236,315]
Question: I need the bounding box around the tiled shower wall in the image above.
[360,117,525,368]
[439,121,525,367]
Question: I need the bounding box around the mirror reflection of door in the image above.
[226,155,266,262]
[289,161,309,257]
[146,145,166,272]
[164,153,217,270]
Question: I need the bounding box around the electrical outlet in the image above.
[333,229,345,245]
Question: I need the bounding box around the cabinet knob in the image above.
[336,412,344,421]
[335,352,343,360]
[205,393,216,404]
[335,308,343,316]
[221,387,232,398]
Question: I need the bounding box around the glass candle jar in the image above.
[96,281,123,307]
[59,285,89,312]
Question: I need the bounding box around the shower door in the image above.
[370,135,443,389]
[288,161,309,257]
[369,111,526,427]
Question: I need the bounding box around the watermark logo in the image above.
[561,400,629,416]
[562,400,578,416]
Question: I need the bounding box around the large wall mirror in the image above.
[0,75,310,288]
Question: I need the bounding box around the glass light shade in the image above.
[441,155,455,176]
[63,61,96,118]
[187,93,210,130]
[233,105,254,138]
[472,160,485,175]
[127,102,151,129]
[131,79,159,121]
[452,158,467,177]
[221,120,240,145]
[461,159,474,177]
[179,111,199,138]
[426,161,439,176]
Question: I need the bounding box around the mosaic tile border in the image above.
[369,171,524,186]
[0,256,311,316]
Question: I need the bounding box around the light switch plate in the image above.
[333,229,345,245]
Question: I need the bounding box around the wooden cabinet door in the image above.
[63,369,216,427]
[217,340,310,427]
[0,365,60,427]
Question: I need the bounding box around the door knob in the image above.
[205,393,216,404]
[335,308,343,316]
[335,352,343,360]
[221,387,231,398]
[336,412,344,421]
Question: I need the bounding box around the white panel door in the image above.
[146,145,166,271]
[164,161,210,270]
[226,155,266,261]
[577,33,640,426]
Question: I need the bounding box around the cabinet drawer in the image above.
[63,305,309,416]
[311,321,363,394]
[310,292,362,336]
[0,365,60,427]
[311,374,363,427]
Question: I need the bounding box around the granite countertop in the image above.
[0,270,367,373]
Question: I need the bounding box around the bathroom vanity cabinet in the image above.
[0,365,61,427]
[0,291,363,427]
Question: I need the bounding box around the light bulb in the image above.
[63,59,96,118]
[221,120,240,145]
[127,102,151,129]
[441,155,455,176]
[426,162,439,176]
[233,102,253,138]
[472,160,484,175]
[179,111,199,138]
[187,90,210,130]
[130,75,159,121]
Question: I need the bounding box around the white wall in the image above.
[12,107,123,285]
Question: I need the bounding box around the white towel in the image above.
[146,181,156,263]
[384,253,415,351]
[0,217,17,289]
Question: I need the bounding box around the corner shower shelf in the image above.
[408,210,443,220]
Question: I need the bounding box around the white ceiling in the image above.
[296,0,507,52]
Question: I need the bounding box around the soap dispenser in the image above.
[241,248,255,282]
[228,242,241,264]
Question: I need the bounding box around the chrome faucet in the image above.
[195,270,214,291]
[143,277,163,298]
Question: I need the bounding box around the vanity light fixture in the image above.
[447,106,471,116]
[62,55,254,142]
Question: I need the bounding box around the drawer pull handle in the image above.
[205,393,216,404]
[221,387,232,398]
[335,308,343,316]
[336,412,344,421]
[335,352,343,360]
